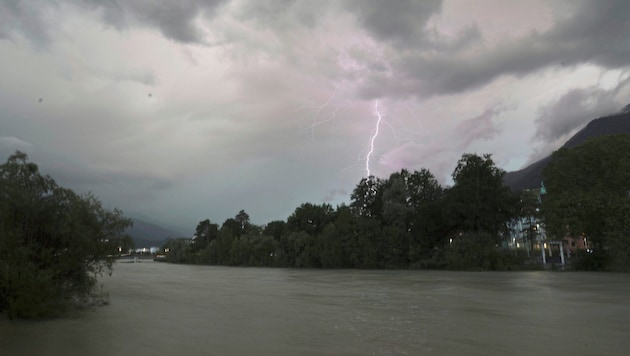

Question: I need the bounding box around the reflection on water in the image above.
[2,262,630,355]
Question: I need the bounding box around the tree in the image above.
[406,169,445,266]
[286,203,334,236]
[350,176,384,218]
[163,238,192,263]
[235,210,251,230]
[221,210,252,238]
[445,153,516,241]
[543,135,630,270]
[380,171,413,268]
[192,219,218,251]
[0,152,132,318]
[263,220,286,240]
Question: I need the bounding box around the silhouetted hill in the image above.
[504,110,630,191]
[126,218,188,248]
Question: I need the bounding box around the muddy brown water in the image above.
[1,261,629,355]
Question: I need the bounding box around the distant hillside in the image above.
[126,218,188,248]
[504,110,630,191]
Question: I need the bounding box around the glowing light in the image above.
[365,100,383,177]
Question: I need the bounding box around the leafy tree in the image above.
[380,172,413,268]
[163,238,192,263]
[329,204,359,268]
[286,203,334,236]
[214,227,235,265]
[192,219,219,251]
[350,176,384,218]
[263,220,286,240]
[381,171,413,227]
[407,168,443,210]
[0,152,132,319]
[235,210,251,230]
[221,210,253,238]
[406,169,445,266]
[543,135,630,270]
[317,223,346,268]
[445,153,516,241]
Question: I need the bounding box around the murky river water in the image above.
[1,262,629,355]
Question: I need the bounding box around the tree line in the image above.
[167,135,630,272]
[167,153,523,270]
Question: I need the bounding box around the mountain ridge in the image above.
[504,109,630,191]
[126,218,189,248]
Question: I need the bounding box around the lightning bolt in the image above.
[365,100,383,177]
[306,92,336,141]
[293,91,345,143]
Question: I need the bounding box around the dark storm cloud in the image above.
[545,0,630,68]
[234,0,325,30]
[0,0,228,45]
[357,0,630,99]
[0,0,55,45]
[534,76,630,144]
[345,0,442,46]
[78,0,228,43]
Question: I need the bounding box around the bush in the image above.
[0,152,131,319]
[444,233,523,271]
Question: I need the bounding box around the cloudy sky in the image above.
[1,0,629,232]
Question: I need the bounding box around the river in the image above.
[1,261,629,355]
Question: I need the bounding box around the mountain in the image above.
[504,109,630,191]
[126,218,189,248]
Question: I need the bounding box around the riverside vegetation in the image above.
[0,152,132,319]
[165,135,630,272]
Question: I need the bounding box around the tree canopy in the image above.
[166,153,524,271]
[543,135,630,270]
[0,152,132,319]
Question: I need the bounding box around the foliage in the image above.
[543,135,630,271]
[445,233,522,271]
[445,153,517,242]
[0,152,132,319]
[170,154,522,271]
[191,219,218,251]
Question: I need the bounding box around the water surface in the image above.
[2,262,629,355]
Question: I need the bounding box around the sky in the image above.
[1,0,630,232]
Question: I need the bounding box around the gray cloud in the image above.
[0,0,56,45]
[345,0,442,46]
[356,0,630,99]
[0,0,228,45]
[534,89,616,143]
[91,0,226,43]
[529,74,630,162]
[233,0,326,30]
[454,106,503,149]
[0,136,33,159]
